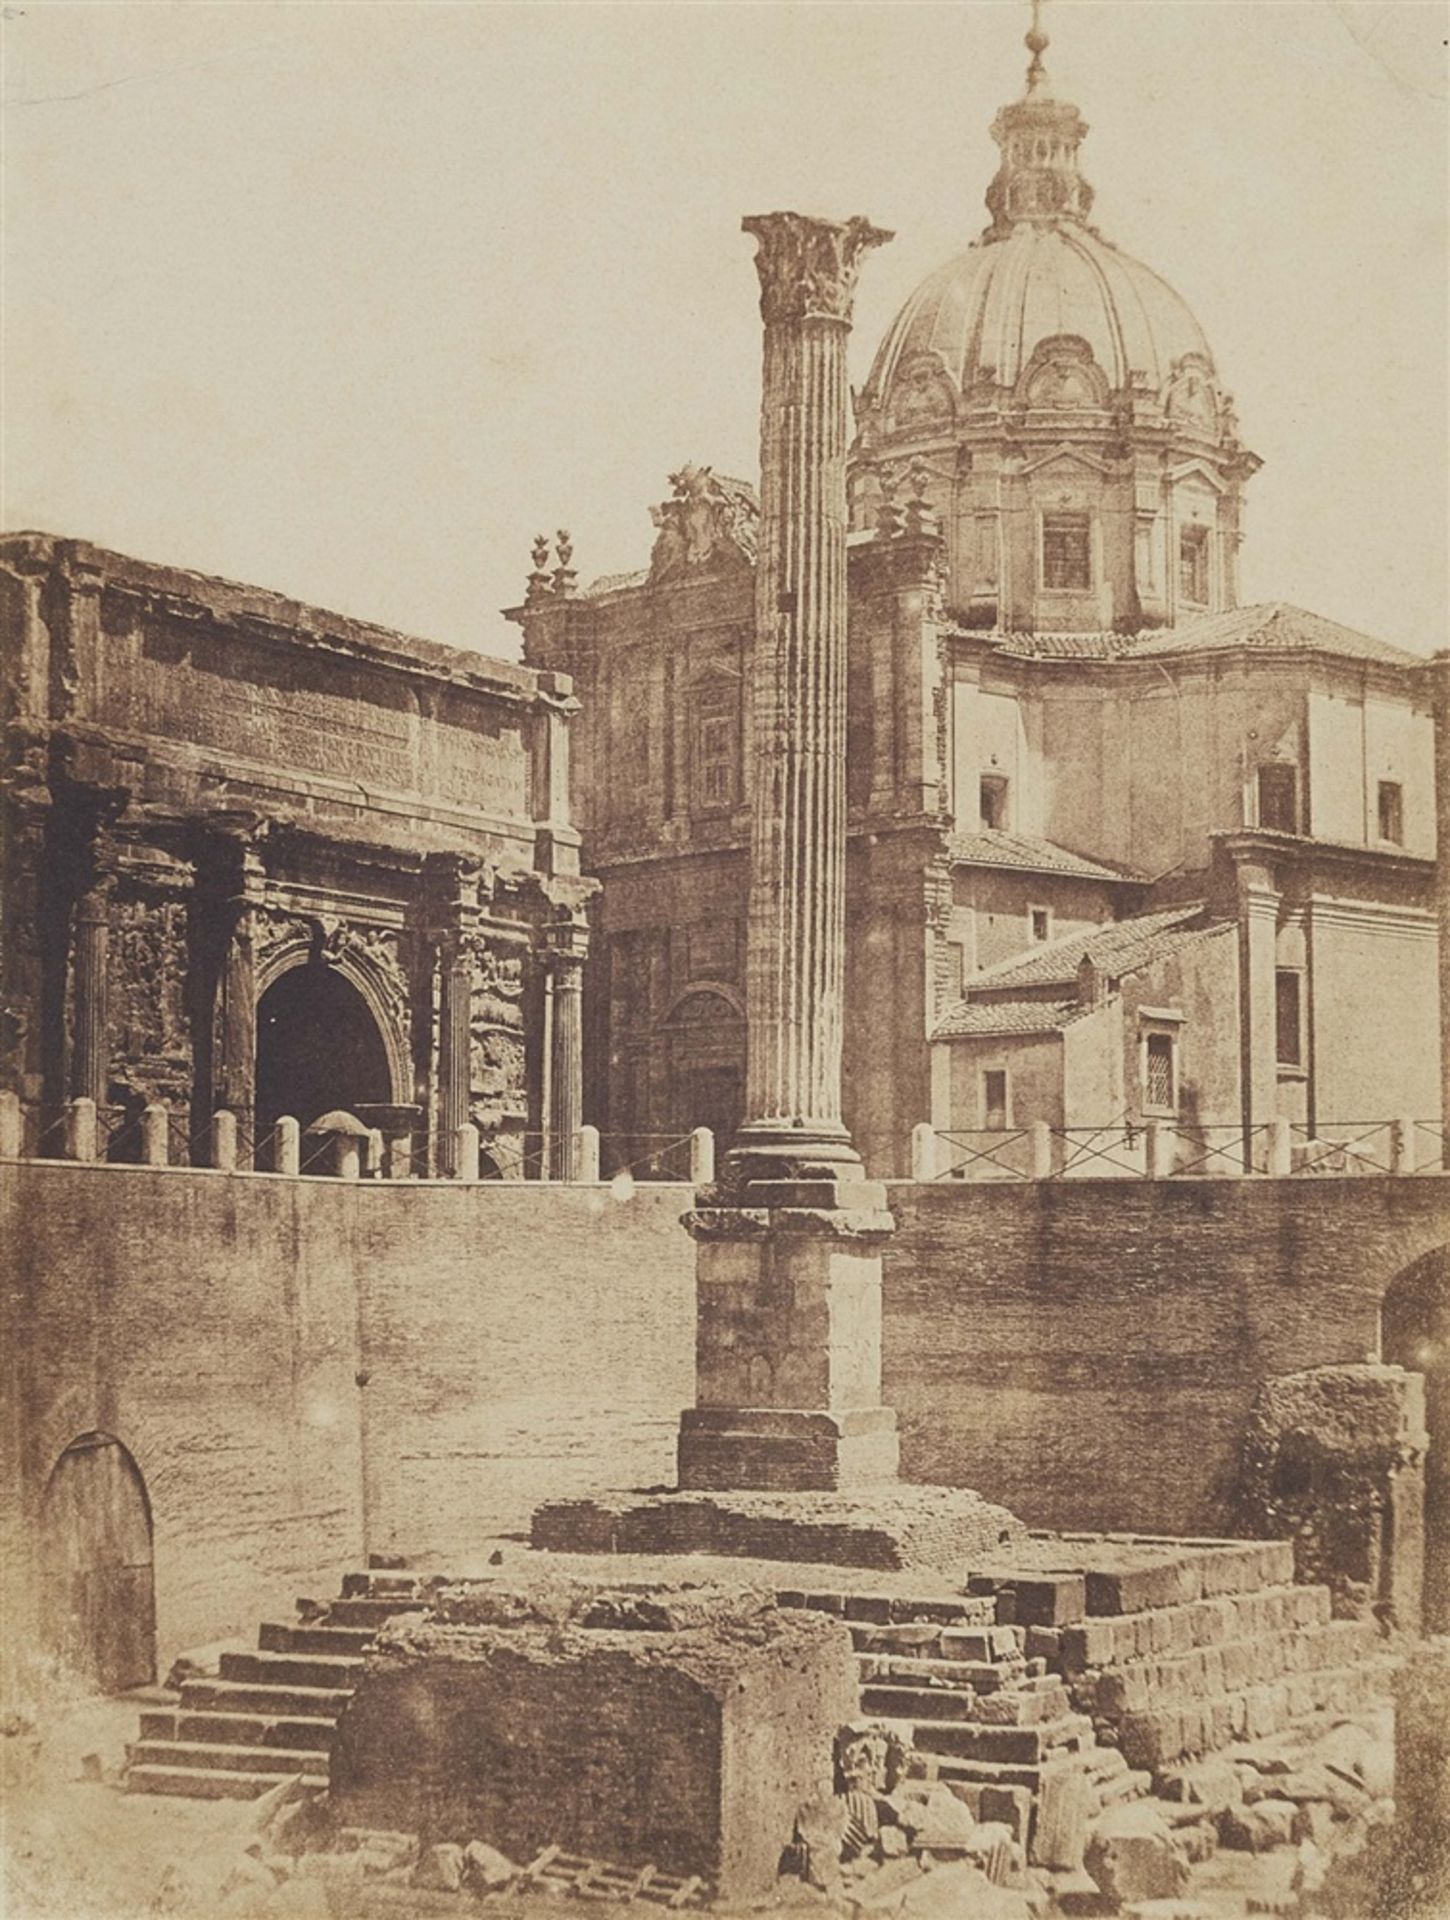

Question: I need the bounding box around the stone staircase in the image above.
[125,1571,417,1800]
[127,1534,1391,1854]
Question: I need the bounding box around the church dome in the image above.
[865,223,1215,402]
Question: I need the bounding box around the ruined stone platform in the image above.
[529,1482,1026,1574]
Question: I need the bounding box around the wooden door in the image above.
[41,1435,156,1692]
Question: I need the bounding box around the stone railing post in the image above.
[211,1110,237,1172]
[453,1122,479,1182]
[384,1135,412,1181]
[1267,1114,1293,1178]
[689,1126,715,1187]
[274,1116,300,1175]
[141,1104,169,1167]
[0,1090,21,1159]
[1145,1120,1175,1180]
[576,1123,600,1184]
[1029,1120,1054,1181]
[334,1132,362,1181]
[65,1097,98,1163]
[910,1122,937,1183]
[1390,1116,1416,1176]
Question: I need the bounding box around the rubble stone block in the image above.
[1030,1760,1092,1871]
[1085,1803,1191,1906]
[330,1583,857,1902]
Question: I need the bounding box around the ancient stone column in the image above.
[439,945,473,1176]
[727,212,892,1191]
[71,867,114,1109]
[678,212,899,1494]
[548,930,587,1181]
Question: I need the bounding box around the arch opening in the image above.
[255,961,393,1147]
[40,1434,155,1693]
[1382,1247,1450,1633]
[664,987,745,1155]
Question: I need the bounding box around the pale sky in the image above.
[4,2,1446,659]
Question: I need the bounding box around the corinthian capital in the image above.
[742,210,892,325]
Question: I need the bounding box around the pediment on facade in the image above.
[1166,457,1231,496]
[885,351,959,434]
[1018,444,1116,480]
[1016,334,1111,411]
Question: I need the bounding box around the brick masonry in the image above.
[4,1161,1445,1690]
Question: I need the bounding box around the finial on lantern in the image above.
[1025,0,1050,93]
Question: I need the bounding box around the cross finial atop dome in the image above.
[983,0,1094,240]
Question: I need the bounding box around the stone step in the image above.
[259,1620,377,1657]
[790,1590,998,1628]
[129,1739,330,1776]
[862,1682,1072,1728]
[181,1678,354,1718]
[341,1571,425,1599]
[220,1649,365,1690]
[856,1653,1023,1691]
[323,1596,425,1629]
[1057,1584,1334,1673]
[879,1712,1094,1766]
[848,1623,1022,1663]
[126,1763,328,1801]
[140,1709,340,1749]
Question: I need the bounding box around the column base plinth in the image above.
[677,1406,899,1493]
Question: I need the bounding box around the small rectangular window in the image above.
[1042,512,1092,591]
[983,1069,1009,1131]
[1030,906,1051,944]
[1144,1032,1175,1111]
[1257,763,1299,834]
[1377,780,1403,845]
[1179,525,1210,603]
[697,712,735,811]
[980,775,1010,830]
[1276,970,1303,1067]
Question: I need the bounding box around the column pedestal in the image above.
[678,1194,898,1493]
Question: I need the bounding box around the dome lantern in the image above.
[985,0,1095,239]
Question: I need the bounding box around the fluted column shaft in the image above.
[735,212,890,1169]
[72,874,113,1109]
[440,946,472,1168]
[549,950,584,1180]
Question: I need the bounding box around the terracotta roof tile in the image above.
[949,830,1139,882]
[932,998,1084,1040]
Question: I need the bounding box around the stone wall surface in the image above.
[1,1163,695,1682]
[5,1161,1446,1689]
[884,1179,1450,1537]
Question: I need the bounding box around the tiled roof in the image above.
[977,604,1420,669]
[1127,603,1421,668]
[983,630,1129,661]
[967,904,1222,993]
[949,830,1139,882]
[932,998,1084,1040]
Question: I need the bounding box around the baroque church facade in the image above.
[517,24,1440,1178]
